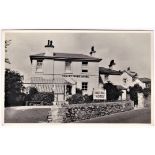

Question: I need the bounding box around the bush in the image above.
[67,93,84,104]
[31,92,54,105]
[29,87,38,96]
[143,88,151,98]
[83,94,93,103]
[104,82,122,101]
[129,84,143,106]
[76,88,82,95]
[67,93,94,104]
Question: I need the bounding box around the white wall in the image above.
[120,72,133,88]
[32,59,100,95]
[132,79,146,89]
[100,72,146,90]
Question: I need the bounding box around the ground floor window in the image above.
[82,82,88,91]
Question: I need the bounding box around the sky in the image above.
[5,30,152,82]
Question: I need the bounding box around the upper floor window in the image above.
[82,61,88,73]
[36,60,43,72]
[105,75,108,81]
[123,78,127,84]
[65,61,71,73]
[82,61,88,66]
[82,69,88,73]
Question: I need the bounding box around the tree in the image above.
[104,82,122,101]
[129,84,142,107]
[5,40,11,64]
[5,69,25,107]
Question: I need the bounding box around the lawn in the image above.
[5,106,51,123]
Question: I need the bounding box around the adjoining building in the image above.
[29,40,102,102]
[99,66,127,100]
[138,78,151,89]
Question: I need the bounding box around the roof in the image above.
[123,70,138,78]
[139,78,151,83]
[99,75,104,84]
[30,52,102,62]
[99,67,122,75]
[31,77,70,94]
[116,85,127,90]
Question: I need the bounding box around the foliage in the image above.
[83,94,93,103]
[29,87,38,96]
[31,92,54,105]
[103,82,122,101]
[24,87,39,103]
[76,88,82,95]
[67,93,84,104]
[67,93,94,104]
[129,84,143,106]
[5,40,11,64]
[143,88,151,98]
[5,69,25,107]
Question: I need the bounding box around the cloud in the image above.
[5,31,151,81]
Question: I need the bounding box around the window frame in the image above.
[81,61,88,73]
[82,61,88,66]
[36,59,43,72]
[82,69,88,73]
[65,61,72,73]
[82,82,88,91]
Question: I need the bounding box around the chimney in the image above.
[127,67,130,71]
[109,60,116,70]
[45,40,54,56]
[90,46,96,56]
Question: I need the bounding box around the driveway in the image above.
[77,108,151,123]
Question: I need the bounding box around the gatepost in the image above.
[137,93,144,108]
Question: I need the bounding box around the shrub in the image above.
[129,84,143,106]
[83,94,93,103]
[104,82,122,101]
[67,93,84,104]
[29,87,38,96]
[143,88,151,98]
[30,92,54,105]
[24,87,39,105]
[76,88,82,95]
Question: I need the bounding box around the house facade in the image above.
[99,66,151,101]
[138,78,151,89]
[29,40,102,102]
[99,67,127,100]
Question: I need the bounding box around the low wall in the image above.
[48,101,134,123]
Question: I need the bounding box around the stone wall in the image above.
[48,101,134,123]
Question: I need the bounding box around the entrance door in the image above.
[66,85,72,95]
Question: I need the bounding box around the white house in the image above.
[138,78,151,89]
[99,67,127,100]
[29,40,102,102]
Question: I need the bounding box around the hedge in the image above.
[26,92,54,105]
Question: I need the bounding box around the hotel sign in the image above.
[93,89,106,100]
[62,74,89,78]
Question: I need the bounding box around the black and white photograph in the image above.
[3,30,152,123]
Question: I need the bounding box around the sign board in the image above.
[93,89,106,100]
